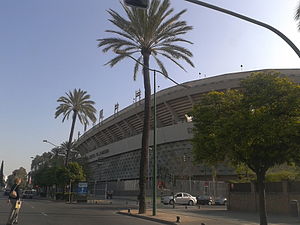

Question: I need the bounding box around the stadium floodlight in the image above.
[124,0,149,9]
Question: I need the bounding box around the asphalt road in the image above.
[0,195,163,225]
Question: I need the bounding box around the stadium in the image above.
[75,69,300,196]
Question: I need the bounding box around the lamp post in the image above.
[124,0,149,8]
[115,50,188,216]
[124,0,300,58]
[43,139,58,148]
[152,70,157,215]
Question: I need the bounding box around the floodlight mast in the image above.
[123,0,300,58]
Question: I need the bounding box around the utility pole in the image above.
[0,161,4,187]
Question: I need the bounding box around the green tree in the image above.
[33,163,86,192]
[190,72,300,225]
[49,146,65,167]
[34,166,58,187]
[7,167,28,188]
[98,0,194,213]
[55,88,97,166]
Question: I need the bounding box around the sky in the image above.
[0,0,299,176]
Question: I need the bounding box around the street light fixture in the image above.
[124,0,149,8]
[115,50,189,216]
[42,139,59,148]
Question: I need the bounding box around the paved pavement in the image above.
[1,194,300,225]
[104,196,300,225]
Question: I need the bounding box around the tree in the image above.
[190,71,300,225]
[98,0,194,213]
[7,167,28,189]
[33,162,86,193]
[55,88,97,166]
[295,2,300,30]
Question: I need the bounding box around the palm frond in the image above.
[155,10,188,38]
[155,47,194,67]
[153,56,168,77]
[158,52,187,72]
[97,38,138,52]
[105,30,136,42]
[98,0,194,80]
[104,54,128,67]
[133,55,143,80]
[55,89,97,126]
[295,2,300,30]
[155,37,193,46]
[159,44,193,57]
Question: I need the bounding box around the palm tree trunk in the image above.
[257,170,268,225]
[138,52,151,214]
[65,111,77,166]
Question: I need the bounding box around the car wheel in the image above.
[188,200,194,206]
[169,200,175,205]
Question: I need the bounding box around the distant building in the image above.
[75,69,300,195]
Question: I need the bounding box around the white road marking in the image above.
[41,212,48,216]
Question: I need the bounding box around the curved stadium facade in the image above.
[75,69,300,195]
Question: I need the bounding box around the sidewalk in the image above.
[118,208,300,225]
[108,196,300,225]
[60,195,300,225]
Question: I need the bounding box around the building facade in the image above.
[75,69,300,196]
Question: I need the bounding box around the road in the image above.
[0,195,163,225]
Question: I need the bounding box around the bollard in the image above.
[128,208,131,214]
[176,216,180,223]
[185,206,187,209]
[198,205,201,209]
[110,201,112,204]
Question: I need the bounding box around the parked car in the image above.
[197,195,213,205]
[22,190,34,199]
[215,197,227,205]
[161,192,197,206]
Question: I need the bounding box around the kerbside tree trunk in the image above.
[257,170,268,225]
[65,111,77,166]
[138,52,151,214]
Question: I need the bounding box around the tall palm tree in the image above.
[55,88,97,166]
[296,2,300,30]
[97,0,194,213]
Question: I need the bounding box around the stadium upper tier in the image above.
[75,69,300,160]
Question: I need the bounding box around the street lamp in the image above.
[124,0,149,8]
[43,139,58,148]
[115,50,189,216]
[124,0,300,58]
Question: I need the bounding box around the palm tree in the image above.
[296,2,300,30]
[97,0,194,213]
[55,88,97,166]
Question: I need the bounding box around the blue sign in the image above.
[77,182,88,195]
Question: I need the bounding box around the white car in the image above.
[161,192,197,206]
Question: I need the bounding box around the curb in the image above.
[117,211,177,225]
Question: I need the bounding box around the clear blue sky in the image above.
[0,0,299,176]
